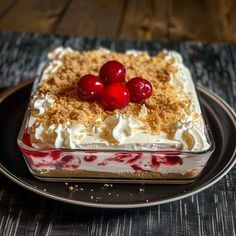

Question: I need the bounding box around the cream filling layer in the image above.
[29,151,207,174]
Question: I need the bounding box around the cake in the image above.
[18,47,213,180]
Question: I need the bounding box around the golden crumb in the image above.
[31,49,194,136]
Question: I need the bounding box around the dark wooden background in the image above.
[0,0,236,42]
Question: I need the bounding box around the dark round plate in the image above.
[0,80,235,209]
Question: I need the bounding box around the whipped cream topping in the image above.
[28,48,210,151]
[31,93,54,116]
[29,114,181,150]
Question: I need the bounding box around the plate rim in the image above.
[0,80,235,209]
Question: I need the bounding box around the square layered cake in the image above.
[18,47,214,181]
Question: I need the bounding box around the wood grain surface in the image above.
[0,0,235,42]
[0,32,235,236]
[55,0,125,37]
[0,0,70,33]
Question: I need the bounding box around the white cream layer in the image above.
[28,152,207,174]
[29,47,210,151]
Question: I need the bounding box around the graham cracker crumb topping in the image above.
[32,49,193,136]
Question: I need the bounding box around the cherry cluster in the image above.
[77,60,152,111]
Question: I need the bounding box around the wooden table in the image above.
[0,0,236,43]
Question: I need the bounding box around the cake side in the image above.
[23,149,208,176]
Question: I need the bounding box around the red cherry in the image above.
[51,150,61,160]
[23,133,32,147]
[61,155,73,163]
[99,60,126,85]
[100,83,130,111]
[84,155,97,162]
[77,74,104,101]
[126,77,152,103]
